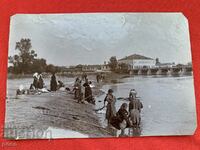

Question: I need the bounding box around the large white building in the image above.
[118,54,156,69]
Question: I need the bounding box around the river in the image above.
[95,75,197,136]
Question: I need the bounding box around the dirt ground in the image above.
[4,82,116,139]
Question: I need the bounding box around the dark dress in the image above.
[83,82,93,103]
[50,74,57,91]
[33,77,38,89]
[104,94,116,122]
[38,76,44,89]
[110,108,131,129]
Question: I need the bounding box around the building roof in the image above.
[118,54,154,61]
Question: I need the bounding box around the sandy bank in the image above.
[5,82,114,139]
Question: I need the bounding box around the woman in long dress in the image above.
[50,73,57,91]
[83,80,93,103]
[38,74,44,89]
[104,89,116,124]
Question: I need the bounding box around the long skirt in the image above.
[50,80,57,91]
[106,103,116,121]
[85,87,92,102]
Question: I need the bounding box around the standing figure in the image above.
[38,74,44,89]
[81,73,87,81]
[96,74,100,83]
[84,73,87,81]
[129,97,143,132]
[50,73,57,91]
[32,72,39,89]
[104,89,116,124]
[74,77,80,99]
[101,73,105,80]
[83,80,93,103]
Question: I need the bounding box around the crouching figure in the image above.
[110,103,131,136]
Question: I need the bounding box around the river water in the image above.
[7,75,197,137]
[95,75,197,136]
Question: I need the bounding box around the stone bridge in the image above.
[129,65,192,76]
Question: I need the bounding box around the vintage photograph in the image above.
[5,13,196,139]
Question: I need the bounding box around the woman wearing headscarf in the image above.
[32,72,39,89]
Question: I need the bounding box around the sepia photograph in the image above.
[5,13,197,139]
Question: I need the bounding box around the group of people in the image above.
[30,73,64,92]
[15,73,65,95]
[103,89,143,135]
[15,71,143,136]
[73,76,95,104]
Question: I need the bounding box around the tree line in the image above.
[8,38,62,74]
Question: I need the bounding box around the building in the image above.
[82,65,101,72]
[82,63,111,72]
[100,61,111,72]
[118,54,156,69]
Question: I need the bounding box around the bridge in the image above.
[129,65,193,76]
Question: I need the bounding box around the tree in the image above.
[9,38,37,73]
[46,64,56,73]
[32,58,47,73]
[108,56,118,71]
[118,63,129,73]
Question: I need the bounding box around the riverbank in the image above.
[5,77,116,139]
[5,73,196,138]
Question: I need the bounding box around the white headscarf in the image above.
[33,72,38,78]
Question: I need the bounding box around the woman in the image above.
[38,74,44,89]
[83,80,93,103]
[104,89,116,124]
[50,73,57,91]
[32,72,39,89]
[116,103,131,135]
[117,103,131,126]
[74,77,81,99]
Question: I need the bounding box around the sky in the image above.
[8,13,192,66]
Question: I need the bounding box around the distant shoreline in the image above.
[7,72,129,79]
